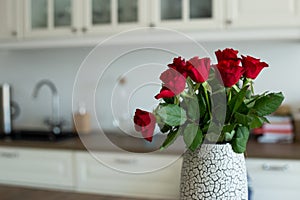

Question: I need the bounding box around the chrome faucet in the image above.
[32,79,63,134]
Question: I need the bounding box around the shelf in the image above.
[0,28,300,50]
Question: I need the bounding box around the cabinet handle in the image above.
[82,27,88,33]
[71,27,77,33]
[114,158,137,164]
[262,163,289,171]
[0,152,19,159]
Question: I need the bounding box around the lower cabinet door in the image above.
[246,158,300,200]
[75,151,182,199]
[0,147,74,189]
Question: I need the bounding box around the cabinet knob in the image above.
[82,27,88,33]
[11,31,17,36]
[71,27,78,33]
[149,23,155,28]
[225,19,232,25]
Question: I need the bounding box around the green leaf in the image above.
[226,86,249,123]
[253,92,284,116]
[249,116,269,129]
[156,104,187,126]
[245,91,268,106]
[160,130,181,150]
[234,112,253,127]
[228,86,248,114]
[183,123,203,151]
[239,102,250,114]
[231,126,250,153]
[185,96,200,121]
[210,91,227,123]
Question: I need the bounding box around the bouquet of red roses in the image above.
[133,48,284,153]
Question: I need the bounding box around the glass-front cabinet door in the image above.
[0,0,20,40]
[24,0,80,37]
[152,0,223,30]
[82,0,147,34]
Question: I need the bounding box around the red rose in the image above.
[187,57,211,83]
[215,48,239,62]
[155,86,175,99]
[242,55,268,79]
[167,57,188,76]
[155,68,186,99]
[134,109,156,142]
[160,68,186,94]
[216,60,244,87]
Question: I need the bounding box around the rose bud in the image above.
[134,109,156,142]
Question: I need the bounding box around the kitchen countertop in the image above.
[1,131,300,159]
[0,131,186,155]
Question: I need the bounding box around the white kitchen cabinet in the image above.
[23,0,148,38]
[81,0,148,35]
[0,0,22,40]
[246,158,300,200]
[23,0,82,37]
[151,0,223,30]
[0,147,74,189]
[227,0,300,28]
[75,151,182,199]
[2,0,300,43]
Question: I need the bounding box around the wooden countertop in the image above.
[1,131,300,159]
[0,184,166,200]
[0,131,185,155]
[245,140,300,160]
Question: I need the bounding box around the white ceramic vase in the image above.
[180,143,248,200]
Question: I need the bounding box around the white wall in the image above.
[0,39,299,131]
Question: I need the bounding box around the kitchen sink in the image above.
[6,130,77,141]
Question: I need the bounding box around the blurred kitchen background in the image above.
[0,0,300,200]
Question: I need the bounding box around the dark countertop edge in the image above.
[1,134,300,159]
[0,138,185,156]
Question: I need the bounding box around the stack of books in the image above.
[252,115,294,143]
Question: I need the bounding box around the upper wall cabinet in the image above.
[0,0,21,40]
[2,0,300,42]
[82,0,148,34]
[227,0,300,28]
[23,0,148,37]
[151,0,223,30]
[24,0,81,37]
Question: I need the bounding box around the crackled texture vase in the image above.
[180,144,248,200]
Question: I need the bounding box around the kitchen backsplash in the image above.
[0,40,299,131]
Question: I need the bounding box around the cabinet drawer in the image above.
[75,151,182,199]
[246,158,300,190]
[246,158,300,200]
[0,147,74,189]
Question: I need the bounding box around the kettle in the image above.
[0,83,20,135]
